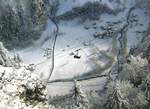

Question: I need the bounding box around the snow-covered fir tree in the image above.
[70,80,90,109]
[105,80,147,109]
[104,81,130,109]
[0,42,13,67]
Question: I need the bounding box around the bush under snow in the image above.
[0,65,48,109]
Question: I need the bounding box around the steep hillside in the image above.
[0,0,150,109]
[0,0,49,49]
[0,44,48,109]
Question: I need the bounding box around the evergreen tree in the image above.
[0,42,13,67]
[118,56,148,86]
[104,81,130,109]
[141,74,150,109]
[70,80,90,109]
[105,80,147,109]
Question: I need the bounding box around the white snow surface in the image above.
[0,1,150,109]
[47,77,107,96]
[4,0,150,97]
[0,65,48,109]
[15,20,112,81]
[14,6,150,81]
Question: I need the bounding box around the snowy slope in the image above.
[47,77,107,96]
[1,1,150,109]
[6,0,150,97]
[16,20,112,81]
[13,6,150,81]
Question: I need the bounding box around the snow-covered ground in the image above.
[15,8,150,79]
[8,1,150,96]
[0,65,48,109]
[15,20,112,80]
[47,77,107,96]
[1,1,150,109]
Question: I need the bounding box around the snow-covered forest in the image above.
[0,0,150,109]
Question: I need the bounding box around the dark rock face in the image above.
[0,0,49,49]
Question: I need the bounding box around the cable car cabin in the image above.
[74,55,81,59]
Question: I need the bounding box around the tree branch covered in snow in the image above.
[0,65,48,109]
[105,80,147,109]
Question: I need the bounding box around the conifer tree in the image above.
[104,81,130,109]
[70,80,90,109]
[0,42,12,67]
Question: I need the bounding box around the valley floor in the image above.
[12,6,150,97]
